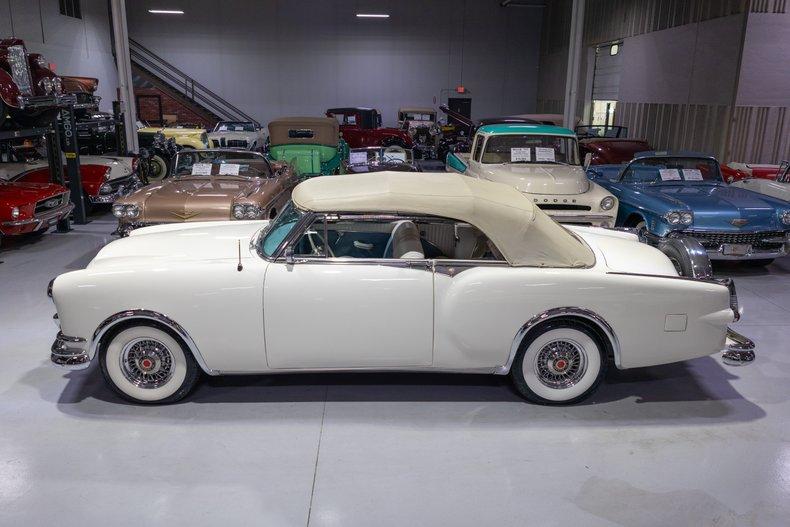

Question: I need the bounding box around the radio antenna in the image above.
[237,240,244,272]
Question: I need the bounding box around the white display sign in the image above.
[191,163,212,175]
[659,168,682,181]
[510,148,532,162]
[535,147,556,162]
[234,126,245,131]
[219,163,241,175]
[682,169,703,181]
[349,151,369,165]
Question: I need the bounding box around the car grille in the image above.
[536,204,592,211]
[211,139,221,148]
[226,139,248,148]
[35,194,66,214]
[682,230,787,250]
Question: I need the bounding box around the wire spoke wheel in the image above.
[119,337,175,389]
[533,339,587,389]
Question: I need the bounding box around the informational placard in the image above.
[682,169,703,181]
[219,163,241,175]
[349,151,369,165]
[234,126,245,131]
[191,163,213,175]
[659,168,682,181]
[510,148,532,162]
[535,147,556,162]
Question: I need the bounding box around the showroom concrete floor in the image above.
[1,211,789,526]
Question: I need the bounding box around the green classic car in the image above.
[267,117,348,177]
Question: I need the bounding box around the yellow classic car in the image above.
[138,124,209,150]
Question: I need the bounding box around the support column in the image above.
[562,0,585,129]
[110,0,139,153]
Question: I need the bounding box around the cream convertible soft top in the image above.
[292,172,595,268]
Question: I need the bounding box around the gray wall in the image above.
[125,0,542,126]
[0,0,119,112]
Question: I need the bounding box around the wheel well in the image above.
[519,315,616,364]
[94,318,199,368]
[623,213,645,227]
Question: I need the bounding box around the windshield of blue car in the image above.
[261,202,304,257]
[215,122,255,132]
[481,135,579,165]
[621,157,723,184]
[174,151,271,177]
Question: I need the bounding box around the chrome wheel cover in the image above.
[533,338,588,389]
[119,337,174,389]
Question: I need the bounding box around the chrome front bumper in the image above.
[51,331,90,370]
[707,242,789,261]
[722,328,756,365]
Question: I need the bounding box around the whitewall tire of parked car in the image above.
[100,325,200,404]
[511,321,606,404]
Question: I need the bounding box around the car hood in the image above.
[90,220,268,268]
[0,180,67,206]
[133,176,269,222]
[567,226,678,276]
[479,164,590,195]
[638,183,788,230]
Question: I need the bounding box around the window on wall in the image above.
[59,0,82,19]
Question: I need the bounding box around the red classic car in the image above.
[720,163,783,183]
[0,39,74,127]
[0,179,73,246]
[575,125,652,165]
[326,107,413,149]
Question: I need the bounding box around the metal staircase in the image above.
[128,38,260,126]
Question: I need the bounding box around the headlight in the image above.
[781,211,790,226]
[600,196,616,211]
[99,183,113,195]
[244,204,261,219]
[35,56,48,68]
[38,77,54,94]
[232,204,245,219]
[11,207,20,220]
[52,76,62,94]
[112,204,140,219]
[663,210,692,226]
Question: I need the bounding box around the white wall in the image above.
[0,0,119,112]
[125,0,542,126]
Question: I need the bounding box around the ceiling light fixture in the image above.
[356,13,390,18]
[148,9,184,14]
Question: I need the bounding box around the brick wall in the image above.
[133,87,216,128]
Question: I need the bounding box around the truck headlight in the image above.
[600,196,616,211]
[664,210,692,226]
[781,211,790,226]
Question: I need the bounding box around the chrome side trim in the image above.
[89,310,217,375]
[497,307,621,374]
[722,328,755,366]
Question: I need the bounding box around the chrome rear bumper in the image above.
[722,328,755,366]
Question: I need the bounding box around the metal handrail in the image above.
[128,38,260,126]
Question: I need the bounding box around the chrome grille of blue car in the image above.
[682,230,787,249]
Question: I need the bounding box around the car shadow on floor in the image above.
[49,355,765,426]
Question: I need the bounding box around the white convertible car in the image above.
[48,172,754,404]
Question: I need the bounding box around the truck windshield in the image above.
[482,134,579,165]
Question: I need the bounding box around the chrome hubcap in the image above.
[120,338,174,389]
[534,339,587,389]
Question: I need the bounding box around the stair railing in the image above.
[129,38,260,127]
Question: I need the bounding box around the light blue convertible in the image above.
[587,151,790,271]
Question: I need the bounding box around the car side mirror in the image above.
[284,245,295,265]
[446,152,468,173]
[583,153,593,171]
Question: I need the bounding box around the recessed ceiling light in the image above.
[356,13,389,18]
[148,9,184,14]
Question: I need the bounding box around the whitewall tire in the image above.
[511,322,606,404]
[100,325,200,404]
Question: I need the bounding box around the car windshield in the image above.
[621,157,723,184]
[260,202,304,257]
[215,122,255,132]
[174,151,271,177]
[482,134,579,165]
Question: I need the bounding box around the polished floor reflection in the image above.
[1,212,788,526]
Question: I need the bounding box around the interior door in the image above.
[263,260,434,369]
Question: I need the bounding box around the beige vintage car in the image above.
[112,149,296,236]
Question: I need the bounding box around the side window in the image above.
[289,215,505,262]
[472,136,485,162]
